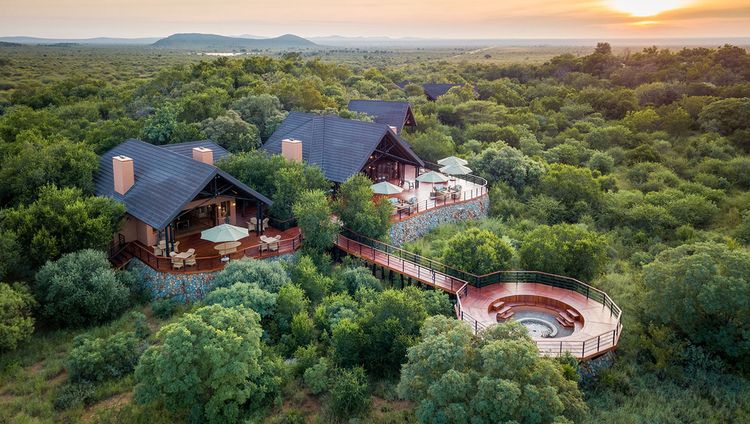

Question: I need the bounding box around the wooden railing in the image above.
[393,166,489,222]
[126,232,303,274]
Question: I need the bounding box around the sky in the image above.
[0,0,748,39]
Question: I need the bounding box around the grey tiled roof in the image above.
[347,100,414,133]
[160,140,230,161]
[263,112,423,183]
[423,83,462,100]
[94,139,270,230]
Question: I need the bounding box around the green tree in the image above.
[642,243,750,370]
[231,94,287,140]
[403,129,456,163]
[289,255,333,305]
[293,190,338,253]
[397,317,586,424]
[325,367,371,422]
[443,228,513,275]
[360,289,428,375]
[200,110,260,152]
[471,145,545,193]
[538,164,603,222]
[699,98,750,136]
[0,283,36,351]
[34,249,131,327]
[134,305,283,423]
[142,104,179,145]
[519,224,608,281]
[0,131,98,206]
[336,266,382,296]
[274,284,310,335]
[335,174,392,240]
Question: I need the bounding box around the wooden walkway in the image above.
[335,234,621,360]
[336,234,467,294]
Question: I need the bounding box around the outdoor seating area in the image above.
[384,175,485,221]
[260,234,282,252]
[168,248,196,270]
[247,217,270,232]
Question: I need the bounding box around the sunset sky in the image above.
[1,0,748,39]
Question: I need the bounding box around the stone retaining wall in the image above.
[389,195,489,247]
[127,253,297,302]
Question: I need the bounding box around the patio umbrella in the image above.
[416,171,450,184]
[370,181,404,195]
[437,156,468,166]
[439,163,473,175]
[200,223,249,243]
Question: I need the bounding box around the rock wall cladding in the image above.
[389,195,489,247]
[127,253,297,302]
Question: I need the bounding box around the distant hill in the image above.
[0,36,159,45]
[151,33,317,50]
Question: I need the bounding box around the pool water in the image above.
[507,309,574,338]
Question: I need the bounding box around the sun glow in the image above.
[608,0,687,17]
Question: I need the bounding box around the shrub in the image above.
[150,298,180,320]
[0,282,36,351]
[211,258,290,293]
[519,224,608,281]
[53,381,96,411]
[66,331,143,383]
[34,249,131,327]
[325,367,371,421]
[303,358,331,395]
[204,282,277,318]
[442,228,514,274]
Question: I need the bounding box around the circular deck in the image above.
[461,283,621,359]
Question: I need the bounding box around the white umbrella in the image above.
[416,171,450,183]
[438,156,468,166]
[200,224,249,243]
[440,163,473,175]
[370,181,404,195]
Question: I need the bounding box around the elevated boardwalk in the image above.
[335,233,622,360]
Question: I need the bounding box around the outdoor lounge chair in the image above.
[169,252,184,270]
[247,217,258,232]
[268,235,281,251]
[152,245,163,256]
[261,218,269,231]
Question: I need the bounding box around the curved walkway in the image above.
[336,233,622,360]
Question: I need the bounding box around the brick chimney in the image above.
[112,155,134,195]
[192,147,214,165]
[281,139,303,162]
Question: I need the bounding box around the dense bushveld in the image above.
[1,42,750,422]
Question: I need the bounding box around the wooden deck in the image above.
[335,233,621,360]
[382,176,487,222]
[119,227,302,274]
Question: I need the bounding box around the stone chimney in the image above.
[112,155,134,195]
[389,125,399,134]
[281,139,303,162]
[192,147,214,165]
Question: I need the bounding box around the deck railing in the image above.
[392,164,488,222]
[126,232,303,274]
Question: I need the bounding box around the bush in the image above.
[519,224,608,281]
[325,367,371,421]
[303,358,331,395]
[211,258,290,293]
[34,249,131,327]
[150,298,180,320]
[204,282,277,318]
[0,282,36,351]
[53,381,96,411]
[66,331,143,383]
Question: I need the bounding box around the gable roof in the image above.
[94,139,270,230]
[263,112,423,183]
[160,140,230,162]
[347,100,416,133]
[423,83,462,100]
